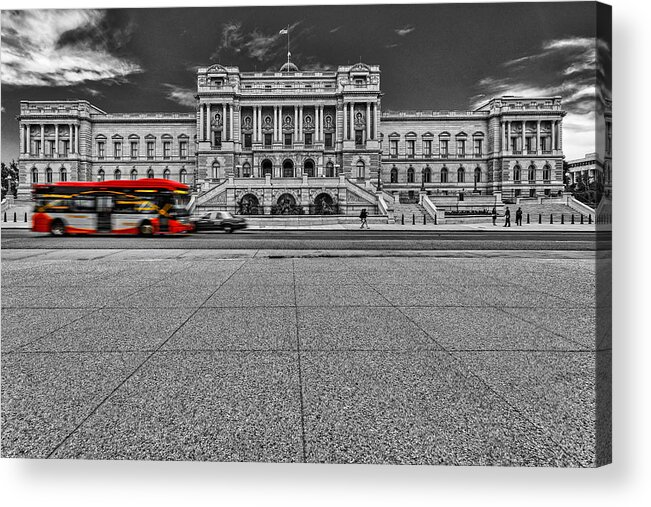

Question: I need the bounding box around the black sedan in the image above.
[191,211,248,233]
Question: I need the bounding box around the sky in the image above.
[1,2,611,163]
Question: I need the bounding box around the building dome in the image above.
[280,61,299,72]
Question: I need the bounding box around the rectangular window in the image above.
[163,141,171,159]
[130,142,138,159]
[214,132,222,150]
[304,133,313,146]
[114,142,122,160]
[474,139,483,157]
[179,141,188,159]
[47,140,55,156]
[61,140,69,157]
[34,140,41,156]
[244,133,252,149]
[264,133,272,148]
[284,133,293,147]
[146,141,155,159]
[457,140,465,157]
[440,140,449,157]
[97,142,105,159]
[390,140,398,157]
[325,133,333,148]
[355,130,364,147]
[407,140,415,158]
[424,140,432,157]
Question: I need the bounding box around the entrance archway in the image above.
[314,193,336,215]
[282,159,294,178]
[304,159,315,177]
[239,193,261,215]
[261,159,273,178]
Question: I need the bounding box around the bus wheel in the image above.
[139,221,154,236]
[50,219,66,236]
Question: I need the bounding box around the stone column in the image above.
[273,106,277,141]
[558,120,562,151]
[55,124,59,156]
[222,103,227,140]
[506,121,511,153]
[349,102,354,140]
[199,104,204,141]
[501,122,505,153]
[536,120,541,154]
[521,121,526,154]
[229,105,234,141]
[26,124,31,155]
[551,120,556,153]
[253,106,257,143]
[343,103,347,142]
[366,102,371,141]
[207,103,212,143]
[40,124,45,157]
[76,125,80,154]
[299,105,304,141]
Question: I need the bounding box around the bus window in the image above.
[72,196,95,212]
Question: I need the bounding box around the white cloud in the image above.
[212,21,303,63]
[471,36,611,160]
[395,25,415,37]
[163,84,196,108]
[1,10,142,87]
[1,106,5,113]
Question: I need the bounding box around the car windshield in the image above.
[219,212,234,219]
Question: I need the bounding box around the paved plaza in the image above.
[1,248,609,466]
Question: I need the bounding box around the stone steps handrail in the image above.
[567,195,596,217]
[419,193,439,221]
[344,178,377,205]
[196,180,229,206]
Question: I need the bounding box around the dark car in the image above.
[191,211,248,233]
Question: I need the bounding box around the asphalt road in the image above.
[1,229,609,251]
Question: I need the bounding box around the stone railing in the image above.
[419,193,440,221]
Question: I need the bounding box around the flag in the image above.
[279,28,288,35]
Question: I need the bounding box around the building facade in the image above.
[17,62,566,213]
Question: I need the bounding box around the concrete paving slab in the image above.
[300,351,578,466]
[163,308,298,350]
[370,282,470,307]
[297,307,438,350]
[204,282,295,308]
[20,308,195,352]
[295,283,390,307]
[50,351,304,462]
[1,351,148,458]
[110,285,218,308]
[451,350,597,466]
[400,307,577,351]
[452,283,573,309]
[1,308,89,352]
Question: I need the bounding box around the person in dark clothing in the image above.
[491,206,497,226]
[504,207,511,227]
[515,207,523,226]
[359,208,369,229]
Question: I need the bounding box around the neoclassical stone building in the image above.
[17,61,566,213]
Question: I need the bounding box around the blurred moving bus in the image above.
[32,179,196,236]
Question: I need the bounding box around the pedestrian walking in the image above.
[359,208,369,229]
[515,207,523,226]
[503,207,511,227]
[491,206,497,226]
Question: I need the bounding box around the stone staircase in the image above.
[392,203,433,224]
[507,200,589,222]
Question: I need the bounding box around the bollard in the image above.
[3,212,6,222]
[589,214,592,224]
[538,213,542,224]
[561,214,564,224]
[401,214,404,225]
[527,213,530,224]
[434,214,437,225]
[13,212,17,222]
[571,214,575,224]
[412,213,415,225]
[550,214,553,224]
[423,215,426,225]
[581,214,584,224]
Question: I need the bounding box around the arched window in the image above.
[390,167,398,183]
[242,162,251,178]
[46,167,53,183]
[98,169,105,182]
[31,167,38,184]
[513,165,521,182]
[179,168,187,184]
[543,164,551,181]
[114,168,121,180]
[457,167,465,183]
[211,161,220,180]
[163,168,170,180]
[407,167,415,183]
[474,167,481,183]
[528,165,536,182]
[146,168,154,179]
[440,167,448,183]
[60,167,67,182]
[356,160,365,179]
[130,168,138,180]
[423,166,432,183]
[325,161,334,177]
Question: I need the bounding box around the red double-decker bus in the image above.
[32,178,195,236]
